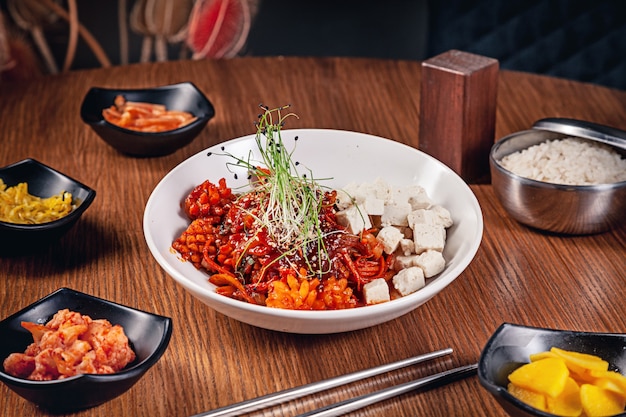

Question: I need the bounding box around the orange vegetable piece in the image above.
[508,357,570,398]
[508,383,547,412]
[580,383,626,417]
[546,377,583,417]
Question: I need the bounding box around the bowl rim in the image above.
[489,131,626,190]
[0,158,96,230]
[0,287,173,387]
[80,81,214,136]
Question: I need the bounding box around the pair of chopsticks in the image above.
[191,348,477,417]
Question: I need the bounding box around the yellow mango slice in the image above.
[551,347,609,374]
[509,357,570,398]
[580,383,626,417]
[546,377,582,417]
[508,383,548,412]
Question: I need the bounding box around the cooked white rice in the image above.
[499,137,626,185]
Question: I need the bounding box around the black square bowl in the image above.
[80,82,215,157]
[0,159,96,255]
[0,288,173,413]
[478,323,626,417]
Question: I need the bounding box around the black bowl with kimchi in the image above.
[0,288,172,413]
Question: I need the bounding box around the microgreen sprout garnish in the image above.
[253,104,336,277]
[212,104,338,279]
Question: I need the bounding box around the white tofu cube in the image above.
[351,181,389,204]
[335,188,355,210]
[376,226,404,254]
[363,278,390,304]
[408,189,433,210]
[407,207,452,229]
[336,206,372,234]
[393,254,419,270]
[399,238,415,256]
[392,266,425,296]
[381,202,412,227]
[431,205,453,228]
[392,184,427,205]
[412,223,445,254]
[414,250,446,278]
[363,197,385,216]
[372,178,392,201]
[407,209,435,227]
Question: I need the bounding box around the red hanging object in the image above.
[186,0,253,59]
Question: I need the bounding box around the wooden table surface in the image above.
[1,56,625,417]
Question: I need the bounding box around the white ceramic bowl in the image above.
[143,129,483,333]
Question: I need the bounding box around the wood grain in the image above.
[0,57,625,417]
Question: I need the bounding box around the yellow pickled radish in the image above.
[508,383,548,411]
[508,357,570,398]
[591,370,626,398]
[508,348,626,416]
[551,347,609,373]
[580,383,626,417]
[595,378,626,399]
[546,377,582,416]
[569,368,598,386]
[530,350,559,362]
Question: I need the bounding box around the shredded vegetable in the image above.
[0,179,73,224]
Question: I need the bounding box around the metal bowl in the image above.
[489,119,626,235]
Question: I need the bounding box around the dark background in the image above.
[3,0,625,91]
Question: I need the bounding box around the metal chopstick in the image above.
[295,363,478,417]
[191,347,453,417]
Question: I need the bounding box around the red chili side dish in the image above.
[172,178,395,310]
[3,309,135,381]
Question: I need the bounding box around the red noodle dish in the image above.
[172,105,452,310]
